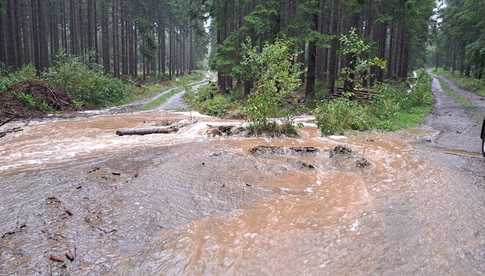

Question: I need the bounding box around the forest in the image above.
[431,0,485,79]
[0,0,208,79]
[0,0,440,132]
[210,0,435,98]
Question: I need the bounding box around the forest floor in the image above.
[1,73,485,275]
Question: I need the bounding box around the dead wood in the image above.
[116,126,179,136]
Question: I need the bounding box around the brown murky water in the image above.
[1,107,485,275]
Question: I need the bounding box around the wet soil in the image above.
[1,73,485,275]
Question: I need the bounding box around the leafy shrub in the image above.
[314,70,433,135]
[314,98,374,135]
[202,95,233,117]
[405,71,433,108]
[242,39,302,128]
[184,83,234,117]
[0,65,37,93]
[43,57,130,107]
[15,92,55,112]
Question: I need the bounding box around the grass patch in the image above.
[438,78,475,108]
[381,106,432,131]
[314,69,433,135]
[434,68,485,97]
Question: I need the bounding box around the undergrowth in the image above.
[0,65,37,93]
[314,70,433,135]
[43,57,130,108]
[184,82,235,117]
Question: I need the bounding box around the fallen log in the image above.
[116,119,197,137]
[116,126,179,136]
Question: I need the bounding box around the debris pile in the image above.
[0,80,73,120]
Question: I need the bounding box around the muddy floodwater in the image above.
[2,74,485,275]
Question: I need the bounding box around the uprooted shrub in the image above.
[0,80,73,120]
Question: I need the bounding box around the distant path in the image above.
[34,75,211,121]
[159,81,209,111]
[426,70,485,155]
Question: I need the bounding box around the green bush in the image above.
[242,39,302,128]
[314,98,374,135]
[202,95,233,117]
[184,83,234,117]
[15,92,55,112]
[43,57,130,107]
[314,70,433,135]
[0,65,37,93]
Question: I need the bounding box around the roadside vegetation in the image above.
[186,35,433,136]
[433,68,485,97]
[0,56,205,118]
[315,71,433,134]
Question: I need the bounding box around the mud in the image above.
[2,73,485,275]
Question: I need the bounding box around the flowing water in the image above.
[1,110,461,275]
[2,72,485,275]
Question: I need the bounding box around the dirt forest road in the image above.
[1,73,485,275]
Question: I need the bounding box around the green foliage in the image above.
[247,121,299,137]
[184,83,234,117]
[314,98,374,135]
[14,92,55,113]
[43,56,129,107]
[314,70,433,135]
[432,0,485,76]
[0,65,37,93]
[242,39,302,128]
[339,29,386,91]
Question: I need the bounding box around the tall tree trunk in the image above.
[328,0,341,95]
[306,14,318,100]
[38,0,49,70]
[101,0,110,74]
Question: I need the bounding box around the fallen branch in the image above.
[116,126,179,136]
[0,117,14,127]
[0,127,23,138]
